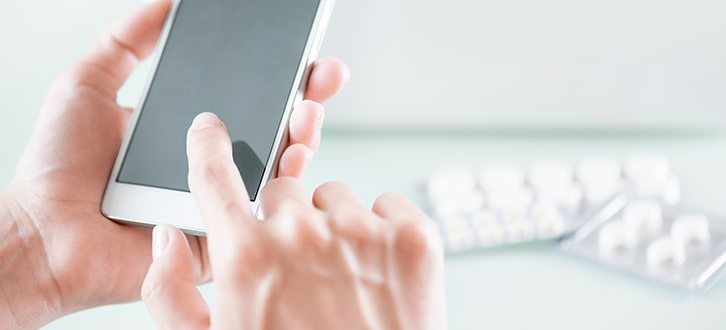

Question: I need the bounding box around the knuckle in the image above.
[314,181,348,199]
[394,219,443,263]
[373,192,407,209]
[141,268,166,303]
[221,239,270,275]
[266,177,299,192]
[289,212,329,250]
[194,158,236,182]
[332,209,381,243]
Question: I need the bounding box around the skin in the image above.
[0,0,349,328]
[141,113,448,330]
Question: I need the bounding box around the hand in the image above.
[140,113,447,329]
[0,0,348,327]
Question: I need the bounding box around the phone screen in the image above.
[117,0,321,200]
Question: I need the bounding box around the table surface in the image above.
[2,2,726,328]
[6,131,721,330]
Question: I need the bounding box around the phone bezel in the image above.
[101,0,335,235]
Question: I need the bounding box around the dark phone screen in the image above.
[117,0,321,200]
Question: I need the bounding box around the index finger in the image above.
[186,112,256,241]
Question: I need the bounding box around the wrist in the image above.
[0,185,64,329]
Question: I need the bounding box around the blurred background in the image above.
[2,0,726,329]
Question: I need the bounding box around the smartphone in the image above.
[102,0,335,234]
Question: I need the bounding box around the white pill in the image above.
[530,201,560,220]
[506,220,535,241]
[441,216,475,251]
[661,176,681,206]
[536,213,567,237]
[598,220,638,253]
[535,182,583,210]
[576,156,621,186]
[558,183,583,210]
[432,191,485,217]
[446,229,476,251]
[646,236,686,267]
[475,223,506,245]
[486,187,533,209]
[631,174,681,204]
[624,153,670,185]
[479,166,525,195]
[528,159,573,190]
[427,169,477,201]
[582,180,621,206]
[501,207,529,223]
[470,209,499,227]
[623,200,663,233]
[671,214,710,245]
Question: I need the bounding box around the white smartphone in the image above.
[102,0,335,235]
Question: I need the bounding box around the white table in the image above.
[2,1,726,328]
[31,132,726,330]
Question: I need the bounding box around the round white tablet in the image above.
[624,153,670,185]
[646,236,686,267]
[442,216,475,251]
[505,220,535,241]
[671,214,710,245]
[582,180,621,206]
[623,200,663,234]
[558,183,583,209]
[661,176,681,206]
[476,223,506,245]
[427,169,477,201]
[486,187,533,209]
[501,207,529,223]
[432,191,485,217]
[576,156,621,186]
[528,159,573,190]
[470,209,499,227]
[530,201,559,220]
[536,213,566,237]
[479,166,525,195]
[598,220,638,253]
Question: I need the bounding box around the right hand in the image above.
[140,112,448,329]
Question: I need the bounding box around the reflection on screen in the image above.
[117,0,321,200]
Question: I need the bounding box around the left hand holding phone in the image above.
[0,0,349,328]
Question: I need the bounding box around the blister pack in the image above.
[561,197,726,291]
[424,154,680,252]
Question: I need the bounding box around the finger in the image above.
[259,177,312,218]
[186,113,255,241]
[372,193,443,264]
[261,178,331,251]
[68,0,171,97]
[313,182,379,239]
[371,192,429,223]
[277,143,314,178]
[142,225,210,330]
[304,57,350,103]
[186,235,212,283]
[288,100,324,152]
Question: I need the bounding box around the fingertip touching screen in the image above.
[117,0,321,200]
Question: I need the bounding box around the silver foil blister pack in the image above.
[561,196,726,291]
[423,154,680,252]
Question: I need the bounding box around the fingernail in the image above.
[152,226,170,260]
[191,112,222,130]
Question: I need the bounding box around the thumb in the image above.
[141,225,210,330]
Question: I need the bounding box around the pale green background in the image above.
[2,0,726,329]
